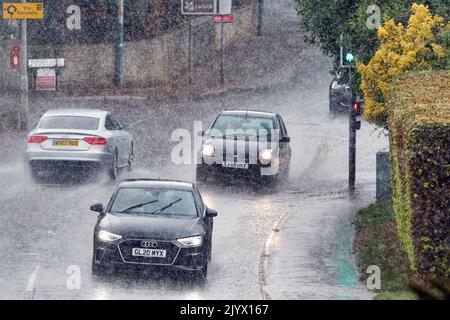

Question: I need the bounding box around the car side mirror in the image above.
[206,208,218,218]
[280,136,290,143]
[90,203,104,213]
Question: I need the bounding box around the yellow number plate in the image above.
[54,140,79,147]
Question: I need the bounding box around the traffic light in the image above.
[345,52,355,63]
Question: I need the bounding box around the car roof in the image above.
[118,179,195,191]
[220,109,277,118]
[42,109,109,118]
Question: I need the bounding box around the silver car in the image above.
[25,109,134,180]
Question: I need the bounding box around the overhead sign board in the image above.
[181,0,231,15]
[28,58,65,68]
[2,2,44,20]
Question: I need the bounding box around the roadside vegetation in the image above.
[296,1,449,298]
[354,201,417,299]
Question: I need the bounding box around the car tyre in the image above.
[92,260,115,279]
[127,144,134,172]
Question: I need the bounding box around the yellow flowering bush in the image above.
[357,4,448,128]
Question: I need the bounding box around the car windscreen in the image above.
[39,116,100,130]
[211,115,275,138]
[110,188,198,217]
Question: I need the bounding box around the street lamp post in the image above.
[19,0,29,131]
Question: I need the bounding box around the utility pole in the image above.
[19,0,29,131]
[114,0,124,89]
[188,17,193,85]
[348,67,356,196]
[258,0,264,36]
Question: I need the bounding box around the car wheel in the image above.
[127,144,134,172]
[329,103,338,116]
[92,260,104,277]
[92,260,115,279]
[109,150,119,180]
[206,237,212,261]
[282,161,290,180]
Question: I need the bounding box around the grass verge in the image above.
[354,200,417,300]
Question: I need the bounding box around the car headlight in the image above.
[98,230,122,242]
[177,235,203,247]
[259,149,273,165]
[202,144,215,157]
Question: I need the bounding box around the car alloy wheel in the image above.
[127,145,134,172]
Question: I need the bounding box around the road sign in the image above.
[2,2,44,20]
[36,68,56,91]
[212,15,234,23]
[182,0,231,15]
[10,44,20,69]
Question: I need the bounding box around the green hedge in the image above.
[387,71,450,278]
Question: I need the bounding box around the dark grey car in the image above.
[196,110,292,185]
[329,70,352,114]
[90,179,218,279]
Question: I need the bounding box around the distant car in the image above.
[196,110,291,184]
[25,109,134,180]
[90,179,217,279]
[329,70,352,114]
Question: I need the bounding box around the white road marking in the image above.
[26,264,41,292]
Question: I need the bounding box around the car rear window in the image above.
[39,116,100,130]
[110,188,198,217]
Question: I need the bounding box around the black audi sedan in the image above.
[90,179,217,279]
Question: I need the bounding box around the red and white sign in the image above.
[10,44,20,70]
[212,15,234,23]
[36,68,56,91]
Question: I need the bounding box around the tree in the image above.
[295,0,449,67]
[357,4,448,128]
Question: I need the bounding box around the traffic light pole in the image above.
[19,1,29,131]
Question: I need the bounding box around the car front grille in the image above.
[118,239,180,265]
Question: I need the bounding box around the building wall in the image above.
[27,4,257,91]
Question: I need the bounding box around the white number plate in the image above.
[222,161,249,169]
[132,248,166,258]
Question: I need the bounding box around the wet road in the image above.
[0,84,386,300]
[0,0,388,300]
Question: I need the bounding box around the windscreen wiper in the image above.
[120,200,159,213]
[148,198,182,215]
